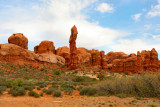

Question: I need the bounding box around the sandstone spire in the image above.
[69,25,78,70]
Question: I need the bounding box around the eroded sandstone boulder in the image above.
[77,48,92,66]
[35,40,55,54]
[56,46,70,67]
[8,33,28,49]
[0,43,65,65]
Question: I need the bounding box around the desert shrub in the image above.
[61,82,75,90]
[37,87,41,90]
[0,86,7,95]
[36,82,47,88]
[53,70,61,75]
[46,87,55,95]
[40,68,44,71]
[96,73,160,98]
[80,87,97,96]
[42,88,47,93]
[73,76,85,82]
[40,92,43,96]
[28,91,40,98]
[53,90,62,97]
[61,82,76,95]
[10,79,30,88]
[72,70,78,74]
[8,87,26,96]
[97,74,105,81]
[23,85,35,91]
[77,86,83,91]
[0,81,11,88]
[52,82,59,89]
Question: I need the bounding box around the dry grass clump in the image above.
[96,73,160,98]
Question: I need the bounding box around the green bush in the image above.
[80,87,97,96]
[28,91,40,98]
[53,90,62,97]
[96,74,160,98]
[77,86,83,91]
[36,82,47,88]
[0,86,7,95]
[42,88,47,93]
[0,81,11,88]
[23,85,35,91]
[37,87,41,90]
[53,70,61,75]
[46,87,55,94]
[61,82,75,90]
[97,74,105,80]
[9,87,26,96]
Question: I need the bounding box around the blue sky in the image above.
[0,0,160,57]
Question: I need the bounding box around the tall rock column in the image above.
[69,25,78,70]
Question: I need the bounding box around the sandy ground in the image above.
[0,93,160,107]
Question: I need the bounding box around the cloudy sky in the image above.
[0,0,160,56]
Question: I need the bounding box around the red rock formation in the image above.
[8,33,28,49]
[141,48,159,72]
[56,46,70,67]
[100,51,108,70]
[106,51,127,63]
[137,51,142,71]
[34,45,39,54]
[0,43,65,65]
[69,25,78,70]
[110,48,159,73]
[150,48,159,72]
[35,40,55,54]
[91,49,101,68]
[77,48,92,66]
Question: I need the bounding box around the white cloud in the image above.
[110,39,160,54]
[95,3,114,13]
[0,0,128,50]
[142,8,147,12]
[132,13,142,22]
[144,24,152,30]
[152,34,160,40]
[147,0,160,18]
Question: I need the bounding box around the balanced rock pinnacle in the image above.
[69,25,78,70]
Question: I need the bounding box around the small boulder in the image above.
[8,33,28,49]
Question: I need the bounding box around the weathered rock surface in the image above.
[110,48,159,73]
[106,52,127,63]
[69,25,78,70]
[8,33,28,49]
[56,46,70,67]
[0,43,65,65]
[91,49,101,68]
[100,51,108,70]
[77,48,92,66]
[35,40,55,54]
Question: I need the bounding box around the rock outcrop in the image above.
[0,43,65,65]
[69,25,78,70]
[77,48,92,66]
[106,52,127,63]
[34,40,55,54]
[100,51,108,70]
[110,48,159,73]
[56,46,70,67]
[91,49,101,68]
[8,33,28,49]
